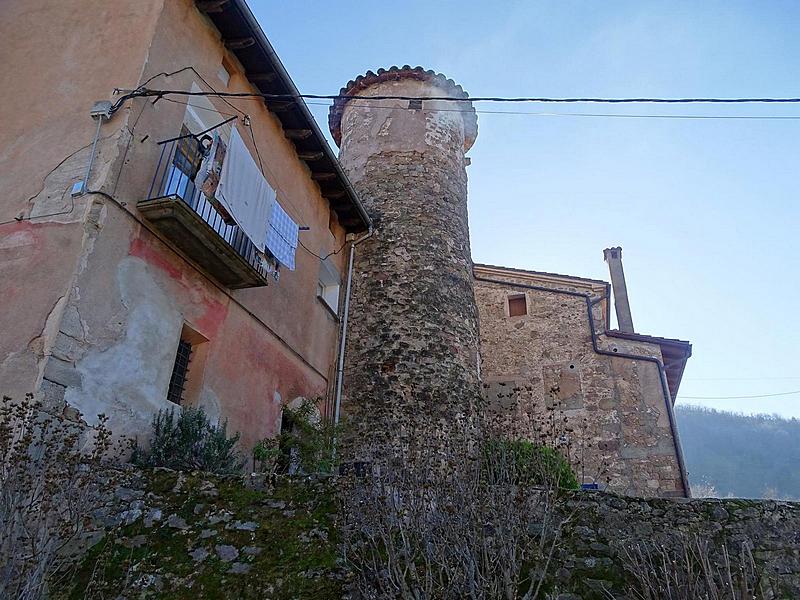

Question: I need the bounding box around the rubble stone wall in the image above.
[474,268,686,497]
[553,491,800,598]
[336,74,482,455]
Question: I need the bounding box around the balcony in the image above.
[138,136,270,289]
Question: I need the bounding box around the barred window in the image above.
[166,338,193,406]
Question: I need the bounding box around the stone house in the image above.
[329,66,692,497]
[474,259,691,497]
[0,0,370,450]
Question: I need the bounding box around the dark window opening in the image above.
[508,294,527,317]
[167,339,193,405]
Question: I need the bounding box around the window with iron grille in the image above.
[166,339,193,405]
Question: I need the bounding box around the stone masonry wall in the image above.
[474,268,686,497]
[552,491,800,598]
[68,470,800,599]
[334,70,482,457]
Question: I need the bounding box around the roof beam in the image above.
[224,37,255,50]
[311,173,337,182]
[284,129,313,140]
[197,0,230,13]
[248,72,278,84]
[297,151,325,161]
[265,101,296,113]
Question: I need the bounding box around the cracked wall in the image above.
[1,0,351,452]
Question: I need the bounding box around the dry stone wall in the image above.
[552,491,800,599]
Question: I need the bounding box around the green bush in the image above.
[277,399,341,475]
[483,438,578,489]
[132,407,244,474]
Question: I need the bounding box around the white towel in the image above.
[216,126,273,252]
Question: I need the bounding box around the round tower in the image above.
[329,66,481,457]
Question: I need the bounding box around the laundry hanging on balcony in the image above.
[216,126,273,252]
[196,132,232,223]
[265,199,299,271]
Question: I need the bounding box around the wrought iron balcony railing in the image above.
[138,136,270,289]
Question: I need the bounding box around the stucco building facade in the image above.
[0,0,369,449]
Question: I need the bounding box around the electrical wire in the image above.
[298,238,348,261]
[115,87,800,105]
[685,376,800,381]
[305,100,800,120]
[680,390,800,400]
[124,68,313,229]
[160,96,239,118]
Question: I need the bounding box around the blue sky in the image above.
[252,1,800,418]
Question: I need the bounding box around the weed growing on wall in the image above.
[277,398,344,475]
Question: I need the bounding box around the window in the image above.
[166,324,209,406]
[318,256,341,313]
[508,294,527,317]
[167,338,193,405]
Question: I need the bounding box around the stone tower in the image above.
[329,66,481,457]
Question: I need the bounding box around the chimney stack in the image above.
[603,246,635,333]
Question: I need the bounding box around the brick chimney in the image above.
[603,246,635,333]
[329,66,481,458]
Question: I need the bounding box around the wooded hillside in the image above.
[676,404,800,500]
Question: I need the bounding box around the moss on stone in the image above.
[57,471,343,599]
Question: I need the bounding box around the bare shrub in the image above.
[0,394,124,600]
[341,435,576,599]
[615,534,776,600]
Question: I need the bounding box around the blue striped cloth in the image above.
[265,199,299,270]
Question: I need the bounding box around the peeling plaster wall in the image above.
[2,0,348,451]
[337,77,482,456]
[0,0,162,403]
[474,271,686,497]
[51,198,328,449]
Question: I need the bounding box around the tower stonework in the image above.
[329,66,481,455]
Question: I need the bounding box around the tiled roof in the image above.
[328,66,478,151]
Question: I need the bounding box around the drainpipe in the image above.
[473,275,692,498]
[333,226,374,426]
[603,246,635,333]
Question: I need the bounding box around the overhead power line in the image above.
[304,100,800,120]
[115,88,800,105]
[680,390,800,400]
[685,376,800,381]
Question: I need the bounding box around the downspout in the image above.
[473,275,692,497]
[333,226,374,426]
